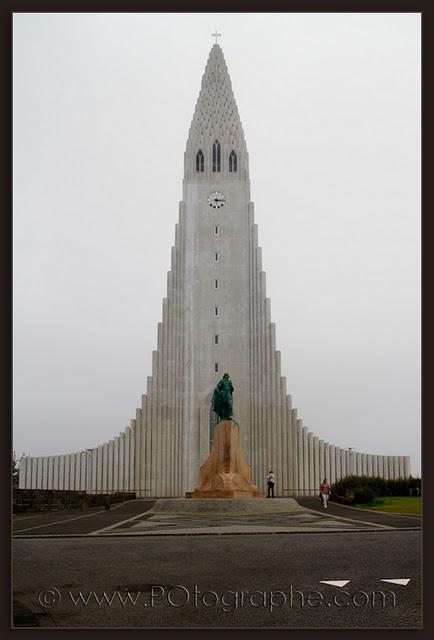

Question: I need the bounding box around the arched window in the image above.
[196,149,204,172]
[212,140,221,172]
[229,150,237,173]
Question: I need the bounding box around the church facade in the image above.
[18,43,411,496]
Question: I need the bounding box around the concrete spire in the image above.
[185,44,248,178]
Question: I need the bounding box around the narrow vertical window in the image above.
[214,363,219,373]
[214,279,219,289]
[214,252,219,262]
[196,149,204,172]
[215,335,219,344]
[212,140,221,172]
[229,150,237,172]
[214,225,219,236]
[214,307,219,317]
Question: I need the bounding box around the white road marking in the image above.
[13,500,134,532]
[300,505,393,529]
[320,580,351,588]
[381,578,411,586]
[89,507,154,535]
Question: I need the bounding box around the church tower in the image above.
[19,41,411,496]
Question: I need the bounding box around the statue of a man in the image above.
[211,373,234,420]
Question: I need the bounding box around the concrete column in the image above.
[59,455,65,490]
[393,456,400,479]
[26,457,32,489]
[155,325,163,496]
[31,458,37,489]
[324,443,330,483]
[330,445,336,484]
[41,457,48,490]
[85,451,91,494]
[313,436,320,497]
[91,449,97,494]
[319,440,325,484]
[297,420,303,495]
[280,380,289,495]
[113,437,119,492]
[366,454,372,477]
[103,443,109,493]
[340,449,346,478]
[47,457,54,490]
[378,455,384,478]
[119,434,125,491]
[53,456,59,490]
[346,450,353,476]
[63,455,69,491]
[108,440,114,493]
[372,455,378,477]
[36,458,43,489]
[75,453,81,491]
[161,294,170,495]
[124,428,131,492]
[135,408,142,495]
[80,452,87,490]
[140,406,147,497]
[335,446,341,481]
[96,446,103,493]
[68,454,74,491]
[149,367,157,495]
[264,300,272,480]
[361,453,367,477]
[130,420,135,494]
[249,216,257,486]
[274,348,284,497]
[18,456,26,489]
[381,456,389,480]
[404,456,411,478]
[303,427,309,496]
[144,389,152,495]
[256,262,264,490]
[356,453,362,476]
[388,456,395,480]
[308,432,314,495]
[291,408,298,496]
[398,456,405,479]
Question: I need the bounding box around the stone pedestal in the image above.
[189,420,264,498]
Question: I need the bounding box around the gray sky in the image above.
[13,13,421,475]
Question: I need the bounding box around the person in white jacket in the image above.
[267,470,276,498]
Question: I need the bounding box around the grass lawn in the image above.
[356,496,421,514]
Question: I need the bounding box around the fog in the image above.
[13,13,421,474]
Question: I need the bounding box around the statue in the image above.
[211,373,234,420]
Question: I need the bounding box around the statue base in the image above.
[188,419,264,499]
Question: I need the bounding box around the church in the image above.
[18,41,411,497]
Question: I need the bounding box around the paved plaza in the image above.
[13,498,421,538]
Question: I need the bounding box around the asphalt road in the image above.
[296,497,421,529]
[13,500,156,536]
[13,530,421,628]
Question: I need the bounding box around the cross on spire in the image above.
[212,30,222,45]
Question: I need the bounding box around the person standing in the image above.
[267,470,276,498]
[319,478,331,508]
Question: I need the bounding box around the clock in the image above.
[208,191,225,209]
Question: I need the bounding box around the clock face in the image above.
[208,191,225,209]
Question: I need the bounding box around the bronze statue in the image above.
[211,373,234,420]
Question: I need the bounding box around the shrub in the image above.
[331,475,421,503]
[353,487,375,504]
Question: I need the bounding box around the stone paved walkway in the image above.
[13,497,421,538]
